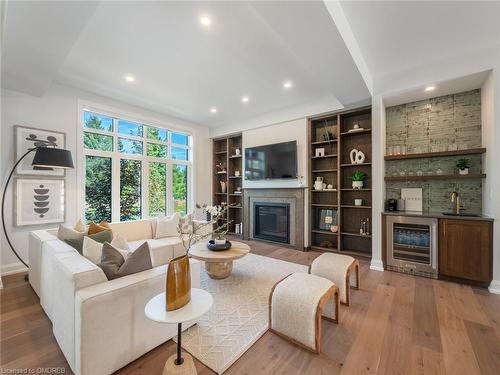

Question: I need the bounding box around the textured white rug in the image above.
[174,253,306,374]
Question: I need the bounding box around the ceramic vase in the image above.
[459,168,469,175]
[166,254,191,311]
[220,181,227,193]
[352,181,364,189]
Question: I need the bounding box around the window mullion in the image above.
[166,163,173,216]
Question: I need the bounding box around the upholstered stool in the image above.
[269,272,339,353]
[309,253,360,306]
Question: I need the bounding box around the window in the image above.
[82,109,192,223]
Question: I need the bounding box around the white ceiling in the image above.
[339,1,500,84]
[1,1,370,128]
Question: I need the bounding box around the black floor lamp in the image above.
[1,147,74,269]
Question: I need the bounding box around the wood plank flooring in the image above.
[2,238,500,374]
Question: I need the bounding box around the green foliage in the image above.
[351,170,367,181]
[173,165,187,214]
[456,158,470,170]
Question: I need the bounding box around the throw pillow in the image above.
[155,213,180,239]
[58,224,85,241]
[88,222,109,235]
[83,235,130,264]
[64,230,113,254]
[74,219,87,233]
[99,220,110,229]
[179,213,193,234]
[99,242,152,280]
[111,233,130,251]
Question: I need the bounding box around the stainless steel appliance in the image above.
[386,215,438,278]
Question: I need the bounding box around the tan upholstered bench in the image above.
[269,272,339,353]
[309,253,360,306]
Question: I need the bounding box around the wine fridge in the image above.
[386,215,438,278]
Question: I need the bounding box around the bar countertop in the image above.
[382,210,494,222]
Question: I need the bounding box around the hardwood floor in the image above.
[2,238,500,374]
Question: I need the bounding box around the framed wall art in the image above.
[15,125,66,176]
[15,179,65,226]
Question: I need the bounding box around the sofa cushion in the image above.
[83,236,130,264]
[155,213,180,239]
[128,238,184,267]
[109,219,154,241]
[99,242,152,280]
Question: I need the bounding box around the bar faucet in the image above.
[451,191,461,214]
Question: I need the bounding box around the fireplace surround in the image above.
[243,187,305,250]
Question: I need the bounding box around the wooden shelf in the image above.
[384,173,486,182]
[309,106,372,259]
[384,147,486,161]
[341,205,372,209]
[341,232,372,239]
[312,169,337,173]
[311,139,338,145]
[311,229,338,236]
[312,154,337,159]
[340,129,371,136]
[213,134,243,235]
[229,193,243,197]
[340,163,372,167]
[341,188,372,191]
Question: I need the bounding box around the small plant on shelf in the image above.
[456,158,470,175]
[351,170,367,189]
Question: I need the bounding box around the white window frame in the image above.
[77,100,193,222]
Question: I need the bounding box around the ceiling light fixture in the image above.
[124,74,135,83]
[241,96,249,103]
[210,107,217,114]
[200,15,211,26]
[425,86,435,92]
[283,80,293,89]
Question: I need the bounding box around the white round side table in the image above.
[145,288,213,375]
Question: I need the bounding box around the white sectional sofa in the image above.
[28,218,208,375]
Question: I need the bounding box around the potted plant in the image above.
[456,158,470,175]
[351,171,367,189]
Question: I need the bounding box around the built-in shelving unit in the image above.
[308,106,372,258]
[212,134,243,236]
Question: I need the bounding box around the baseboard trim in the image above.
[1,261,28,276]
[488,280,500,294]
[369,259,384,272]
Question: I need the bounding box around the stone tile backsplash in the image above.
[386,89,482,213]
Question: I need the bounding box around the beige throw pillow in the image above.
[99,242,152,280]
[74,219,86,233]
[155,213,180,239]
[83,234,130,264]
[58,224,84,241]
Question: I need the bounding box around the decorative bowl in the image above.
[207,240,232,251]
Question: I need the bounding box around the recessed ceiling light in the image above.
[283,80,293,89]
[210,107,217,114]
[241,96,250,103]
[200,15,211,26]
[124,74,135,83]
[425,86,435,92]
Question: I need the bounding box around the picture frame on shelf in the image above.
[15,178,65,226]
[15,125,66,176]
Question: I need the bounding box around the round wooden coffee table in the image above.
[189,241,250,279]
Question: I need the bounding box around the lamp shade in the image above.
[32,147,74,169]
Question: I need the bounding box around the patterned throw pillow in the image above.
[179,213,193,234]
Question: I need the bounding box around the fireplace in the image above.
[253,202,290,244]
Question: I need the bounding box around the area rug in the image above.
[174,253,306,374]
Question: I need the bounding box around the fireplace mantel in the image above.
[242,187,305,250]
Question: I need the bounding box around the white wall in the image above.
[242,118,308,189]
[0,83,211,275]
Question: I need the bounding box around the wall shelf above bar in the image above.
[384,147,486,161]
[384,173,486,182]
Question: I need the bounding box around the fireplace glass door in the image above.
[253,203,290,244]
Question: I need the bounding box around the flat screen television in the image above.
[244,141,297,180]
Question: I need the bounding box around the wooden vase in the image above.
[165,254,191,311]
